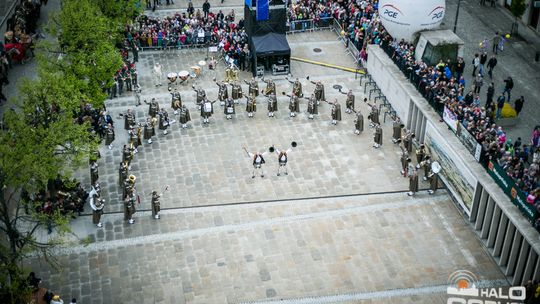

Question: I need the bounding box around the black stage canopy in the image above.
[251,32,290,57]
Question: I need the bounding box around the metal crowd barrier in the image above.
[286,17,333,34]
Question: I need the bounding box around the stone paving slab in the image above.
[27,193,506,304]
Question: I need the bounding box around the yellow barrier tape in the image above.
[290,56,365,74]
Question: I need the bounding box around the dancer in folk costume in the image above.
[407,159,419,196]
[230,81,243,103]
[339,89,355,114]
[244,77,259,97]
[192,85,206,109]
[143,117,157,144]
[273,146,293,176]
[266,93,278,117]
[243,147,269,178]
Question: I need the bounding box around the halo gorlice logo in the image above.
[447,270,526,304]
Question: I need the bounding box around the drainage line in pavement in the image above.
[78,187,445,217]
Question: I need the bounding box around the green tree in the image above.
[510,0,527,35]
[95,0,141,24]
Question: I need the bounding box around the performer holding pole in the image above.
[325,99,342,125]
[307,77,324,104]
[151,186,169,219]
[243,147,268,178]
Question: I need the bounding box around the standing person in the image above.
[122,144,133,169]
[201,98,217,124]
[124,192,137,224]
[124,109,136,130]
[407,159,419,196]
[244,78,259,97]
[170,88,182,114]
[392,118,403,144]
[214,78,229,106]
[143,117,156,144]
[148,98,160,118]
[492,32,501,54]
[244,94,257,118]
[427,163,439,195]
[287,77,303,97]
[192,86,207,109]
[90,161,99,185]
[158,108,170,135]
[267,93,277,118]
[479,52,488,76]
[203,0,211,18]
[400,148,410,177]
[134,84,142,106]
[471,53,480,77]
[367,102,379,126]
[473,73,483,94]
[373,123,383,148]
[309,79,325,104]
[339,89,355,113]
[325,99,342,125]
[503,76,514,101]
[306,94,318,119]
[514,96,525,116]
[119,161,129,187]
[153,63,163,87]
[230,81,243,103]
[487,55,497,79]
[105,123,115,150]
[455,57,465,80]
[287,93,300,117]
[486,82,495,108]
[274,146,293,176]
[354,110,364,135]
[262,78,276,96]
[496,94,505,119]
[243,147,268,178]
[224,97,236,120]
[89,195,105,228]
[151,186,168,219]
[178,104,191,128]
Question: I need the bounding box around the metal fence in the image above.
[286,17,333,33]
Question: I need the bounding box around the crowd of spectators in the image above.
[1,0,43,103]
[287,0,539,224]
[123,8,251,69]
